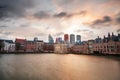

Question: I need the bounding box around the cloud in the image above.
[92,16,112,25]
[3,32,13,35]
[0,25,8,28]
[75,29,93,33]
[54,11,87,18]
[54,32,64,36]
[54,12,67,17]
[0,0,34,19]
[116,17,120,23]
[33,11,50,19]
[85,13,120,28]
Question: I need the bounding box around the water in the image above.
[0,54,120,80]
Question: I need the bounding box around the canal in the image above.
[0,54,120,80]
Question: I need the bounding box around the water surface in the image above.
[0,54,120,80]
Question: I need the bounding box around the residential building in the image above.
[0,39,15,52]
[26,40,36,52]
[15,38,26,52]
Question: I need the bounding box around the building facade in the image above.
[0,39,15,52]
[54,43,68,53]
[15,38,26,52]
[43,43,54,52]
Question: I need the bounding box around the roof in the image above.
[15,38,26,43]
[0,39,14,43]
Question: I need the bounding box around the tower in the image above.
[48,34,54,43]
[70,34,75,44]
[64,34,69,43]
[76,35,81,45]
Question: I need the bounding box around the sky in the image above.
[0,0,120,42]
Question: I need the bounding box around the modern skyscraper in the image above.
[70,34,75,44]
[76,35,81,45]
[48,34,54,43]
[76,35,81,42]
[64,34,69,43]
[56,37,62,43]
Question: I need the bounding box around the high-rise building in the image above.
[48,34,54,43]
[76,35,81,45]
[64,34,69,43]
[76,35,81,42]
[56,37,62,43]
[70,34,75,44]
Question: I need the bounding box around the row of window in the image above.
[95,49,119,52]
[95,45,119,49]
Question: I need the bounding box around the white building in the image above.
[54,43,68,53]
[2,40,15,52]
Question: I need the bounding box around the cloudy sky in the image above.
[0,0,120,42]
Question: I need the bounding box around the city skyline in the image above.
[0,0,120,42]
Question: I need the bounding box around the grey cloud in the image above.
[54,12,67,18]
[0,0,34,19]
[92,16,112,25]
[34,11,50,19]
[0,25,8,28]
[54,11,87,18]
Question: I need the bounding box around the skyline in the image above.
[0,0,120,42]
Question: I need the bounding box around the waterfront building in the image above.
[70,42,88,54]
[15,38,26,52]
[34,40,44,52]
[70,34,75,44]
[26,40,36,52]
[54,43,68,53]
[0,39,15,52]
[43,43,54,52]
[93,33,120,54]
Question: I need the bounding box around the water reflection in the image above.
[0,54,120,80]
